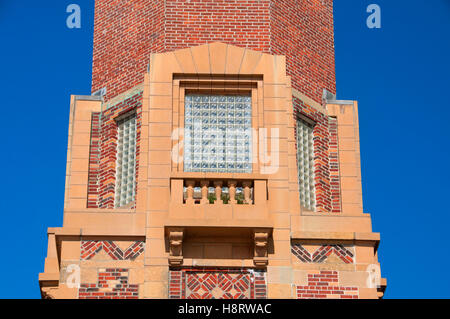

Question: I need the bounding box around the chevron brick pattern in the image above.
[291,243,354,264]
[169,268,266,299]
[297,271,358,299]
[80,241,144,261]
[79,268,139,299]
[187,273,251,299]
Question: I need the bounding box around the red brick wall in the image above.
[271,0,336,102]
[165,0,271,52]
[92,0,165,101]
[296,271,358,299]
[92,0,335,103]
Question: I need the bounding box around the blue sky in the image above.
[0,1,448,299]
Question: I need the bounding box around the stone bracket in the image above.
[253,229,270,267]
[168,228,184,266]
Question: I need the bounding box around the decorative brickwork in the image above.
[92,0,335,103]
[296,271,358,299]
[328,116,341,212]
[81,241,144,261]
[79,268,139,299]
[168,270,183,299]
[87,91,143,209]
[291,243,354,264]
[87,112,101,208]
[293,97,341,213]
[187,273,251,299]
[169,268,266,299]
[253,270,267,299]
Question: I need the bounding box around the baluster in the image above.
[242,181,253,204]
[228,180,237,204]
[213,180,223,204]
[200,180,209,204]
[186,180,195,205]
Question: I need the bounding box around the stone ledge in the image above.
[291,231,380,250]
[64,208,136,214]
[47,227,146,237]
[62,210,146,235]
[38,272,59,282]
[48,227,80,236]
[165,218,273,229]
[73,95,103,102]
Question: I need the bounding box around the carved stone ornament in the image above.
[253,230,269,267]
[168,229,184,266]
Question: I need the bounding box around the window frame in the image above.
[183,92,253,174]
[296,113,317,211]
[114,111,137,208]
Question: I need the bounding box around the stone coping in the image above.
[291,231,380,241]
[291,231,380,251]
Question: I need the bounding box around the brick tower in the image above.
[39,0,386,299]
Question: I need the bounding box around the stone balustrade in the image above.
[170,177,268,206]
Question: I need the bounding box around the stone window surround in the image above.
[295,113,317,212]
[171,75,263,175]
[183,93,253,174]
[114,111,138,208]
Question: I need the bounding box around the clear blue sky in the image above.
[0,1,448,299]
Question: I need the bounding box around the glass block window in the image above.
[115,113,137,208]
[184,94,252,173]
[296,117,316,211]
